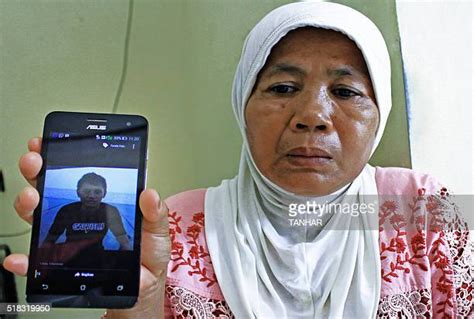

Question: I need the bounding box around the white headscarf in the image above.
[205,2,391,318]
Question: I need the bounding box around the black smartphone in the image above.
[26,111,148,308]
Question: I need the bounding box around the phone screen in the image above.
[27,112,147,308]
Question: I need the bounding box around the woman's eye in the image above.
[333,88,358,98]
[269,84,298,94]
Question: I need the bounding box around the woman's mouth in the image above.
[286,147,333,167]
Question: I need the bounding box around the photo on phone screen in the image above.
[39,168,136,262]
[26,111,148,308]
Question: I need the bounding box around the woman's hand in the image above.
[2,137,171,319]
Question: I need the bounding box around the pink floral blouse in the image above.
[162,167,473,318]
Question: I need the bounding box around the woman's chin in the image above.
[272,173,343,196]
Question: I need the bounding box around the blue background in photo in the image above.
[39,167,138,250]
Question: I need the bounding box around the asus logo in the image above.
[86,124,107,130]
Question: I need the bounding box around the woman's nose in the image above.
[289,90,333,132]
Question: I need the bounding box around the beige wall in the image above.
[0,0,408,317]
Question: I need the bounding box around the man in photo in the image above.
[41,172,132,264]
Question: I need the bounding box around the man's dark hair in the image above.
[77,172,107,194]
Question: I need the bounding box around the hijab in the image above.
[205,2,392,318]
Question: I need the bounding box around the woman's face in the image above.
[245,28,379,196]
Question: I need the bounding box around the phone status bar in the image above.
[96,135,140,142]
[50,132,70,139]
[49,132,140,142]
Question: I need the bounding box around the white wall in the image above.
[396,0,473,227]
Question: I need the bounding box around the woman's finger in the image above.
[18,152,43,187]
[27,137,42,153]
[14,186,39,224]
[139,189,171,278]
[2,254,29,277]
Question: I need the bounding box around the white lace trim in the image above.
[377,288,431,319]
[166,285,234,319]
[438,194,474,318]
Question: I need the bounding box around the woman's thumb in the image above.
[139,189,170,236]
[139,189,171,277]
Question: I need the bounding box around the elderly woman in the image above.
[4,2,473,318]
